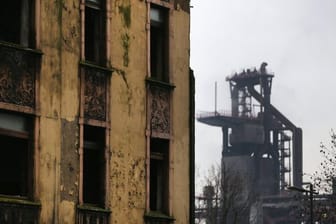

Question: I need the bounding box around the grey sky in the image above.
[190,0,336,180]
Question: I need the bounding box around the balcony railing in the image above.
[0,197,40,224]
[77,205,110,224]
[197,110,259,120]
[0,41,42,112]
[146,78,175,139]
[80,61,112,123]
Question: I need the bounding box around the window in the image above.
[0,112,33,198]
[0,0,35,47]
[150,138,169,212]
[85,0,106,65]
[83,125,106,206]
[150,6,169,82]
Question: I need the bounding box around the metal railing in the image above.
[0,198,40,224]
[0,41,42,110]
[77,205,110,224]
[196,110,259,120]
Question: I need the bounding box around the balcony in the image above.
[77,205,110,224]
[146,78,175,139]
[80,61,112,124]
[0,41,42,113]
[0,196,40,224]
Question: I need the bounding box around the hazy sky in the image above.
[190,0,336,181]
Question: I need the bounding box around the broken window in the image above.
[85,0,106,65]
[83,125,106,206]
[0,112,33,198]
[0,0,35,47]
[150,138,169,212]
[150,6,169,82]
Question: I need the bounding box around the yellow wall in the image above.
[37,1,190,223]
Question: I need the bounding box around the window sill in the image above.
[146,78,176,89]
[144,211,175,222]
[77,204,111,213]
[79,60,113,74]
[0,40,42,55]
[0,195,40,207]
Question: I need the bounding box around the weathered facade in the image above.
[0,0,193,223]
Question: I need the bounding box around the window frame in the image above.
[82,125,106,207]
[149,138,170,214]
[0,0,36,48]
[149,5,170,83]
[83,0,107,66]
[0,112,34,200]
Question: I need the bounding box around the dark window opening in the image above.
[83,125,106,206]
[0,0,35,47]
[150,138,169,212]
[150,6,169,82]
[0,112,33,198]
[85,0,106,65]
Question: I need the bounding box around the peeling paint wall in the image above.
[36,0,190,223]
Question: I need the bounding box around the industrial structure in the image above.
[0,0,194,224]
[197,63,302,223]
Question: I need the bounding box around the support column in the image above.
[222,126,229,156]
[293,128,303,187]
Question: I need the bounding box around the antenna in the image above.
[215,81,217,114]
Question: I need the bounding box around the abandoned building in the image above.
[0,0,194,223]
[196,63,303,224]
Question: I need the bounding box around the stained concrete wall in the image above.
[37,0,190,223]
[39,0,80,223]
[109,2,147,223]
